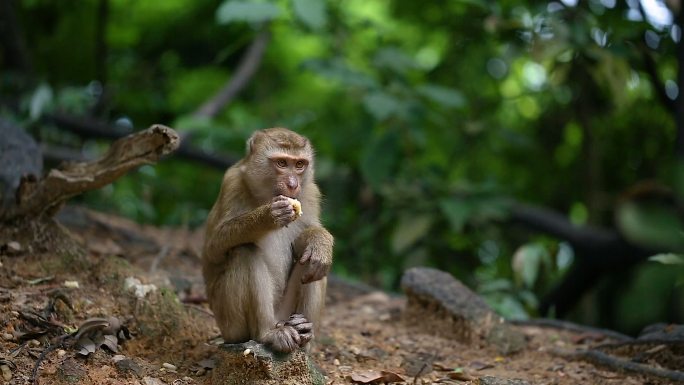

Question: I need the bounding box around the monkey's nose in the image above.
[286,176,299,195]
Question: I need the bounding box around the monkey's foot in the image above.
[261,314,313,353]
[286,313,313,347]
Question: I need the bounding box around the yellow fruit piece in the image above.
[287,198,303,217]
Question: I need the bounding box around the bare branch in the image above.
[193,29,271,119]
[552,348,684,383]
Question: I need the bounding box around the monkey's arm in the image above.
[204,196,295,264]
[293,226,334,284]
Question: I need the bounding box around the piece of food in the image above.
[287,197,303,217]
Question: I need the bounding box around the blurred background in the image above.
[1,0,683,335]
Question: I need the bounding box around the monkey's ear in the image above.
[246,132,260,155]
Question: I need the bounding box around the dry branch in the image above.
[0,124,179,221]
[552,348,684,383]
[193,29,271,119]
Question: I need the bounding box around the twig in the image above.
[412,362,428,385]
[510,318,633,341]
[552,348,684,383]
[193,29,271,119]
[31,334,71,385]
[149,244,170,273]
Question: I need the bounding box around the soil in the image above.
[0,207,672,385]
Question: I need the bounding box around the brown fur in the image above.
[202,128,333,353]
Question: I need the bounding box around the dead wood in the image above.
[552,347,684,383]
[0,124,179,222]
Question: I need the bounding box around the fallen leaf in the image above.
[102,335,118,352]
[433,362,453,371]
[379,370,405,382]
[350,371,383,384]
[494,356,505,363]
[446,369,475,381]
[350,370,406,384]
[77,337,97,356]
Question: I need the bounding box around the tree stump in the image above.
[212,341,324,385]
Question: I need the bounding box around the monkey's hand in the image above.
[299,234,333,284]
[270,195,298,227]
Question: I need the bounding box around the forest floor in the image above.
[0,207,670,385]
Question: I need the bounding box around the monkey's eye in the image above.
[295,160,307,169]
[275,159,288,168]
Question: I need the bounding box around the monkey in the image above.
[201,127,334,353]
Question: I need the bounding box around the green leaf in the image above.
[362,91,403,120]
[216,1,281,24]
[291,0,327,30]
[439,199,472,233]
[512,243,548,288]
[649,253,684,265]
[417,84,466,108]
[391,214,433,254]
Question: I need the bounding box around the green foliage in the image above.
[5,0,684,326]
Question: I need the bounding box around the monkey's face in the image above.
[270,155,309,198]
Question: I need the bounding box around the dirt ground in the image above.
[0,207,674,384]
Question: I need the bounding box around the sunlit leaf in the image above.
[391,214,433,254]
[417,84,466,108]
[29,84,53,120]
[216,1,281,24]
[649,253,684,265]
[291,0,327,30]
[512,243,548,288]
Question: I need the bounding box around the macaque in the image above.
[202,127,334,353]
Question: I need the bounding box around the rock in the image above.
[638,323,684,341]
[1,364,12,381]
[58,359,87,383]
[477,376,531,385]
[401,267,526,354]
[212,340,325,385]
[143,377,166,385]
[0,118,42,210]
[115,358,143,377]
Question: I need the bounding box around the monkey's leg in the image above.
[248,259,305,353]
[292,276,326,349]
